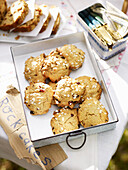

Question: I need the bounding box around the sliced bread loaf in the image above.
[0,0,28,31]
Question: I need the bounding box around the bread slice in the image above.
[40,12,51,33]
[39,5,51,33]
[0,0,7,23]
[0,0,28,31]
[13,5,42,32]
[52,13,60,35]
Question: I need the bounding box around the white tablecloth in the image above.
[0,0,128,170]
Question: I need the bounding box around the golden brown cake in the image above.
[48,81,57,105]
[57,44,85,70]
[75,76,102,102]
[0,0,29,31]
[24,82,53,115]
[24,53,46,84]
[42,51,70,82]
[13,5,42,32]
[51,108,79,134]
[54,76,86,108]
[78,98,109,128]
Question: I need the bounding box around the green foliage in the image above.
[107,128,128,170]
[0,158,25,170]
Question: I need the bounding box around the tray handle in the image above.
[66,131,86,150]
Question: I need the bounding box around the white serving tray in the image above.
[11,32,118,148]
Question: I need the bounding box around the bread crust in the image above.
[13,5,42,32]
[0,0,7,23]
[0,0,28,31]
